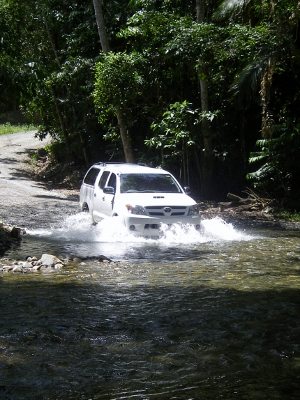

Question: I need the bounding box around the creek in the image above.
[1,214,300,399]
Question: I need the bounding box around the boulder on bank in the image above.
[0,253,115,274]
[0,253,65,273]
[0,222,25,256]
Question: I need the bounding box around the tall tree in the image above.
[92,0,135,163]
[92,0,110,52]
[195,0,215,198]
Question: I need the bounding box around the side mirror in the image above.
[103,186,115,194]
[184,186,191,195]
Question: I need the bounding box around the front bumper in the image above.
[123,215,201,236]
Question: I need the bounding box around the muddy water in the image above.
[1,216,300,399]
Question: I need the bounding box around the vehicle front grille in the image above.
[145,206,187,216]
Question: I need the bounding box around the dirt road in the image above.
[0,131,78,228]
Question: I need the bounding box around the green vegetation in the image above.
[0,123,36,135]
[0,0,299,208]
[274,211,300,222]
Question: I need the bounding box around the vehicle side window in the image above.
[83,168,100,186]
[107,173,116,190]
[99,171,110,189]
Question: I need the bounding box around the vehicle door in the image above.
[102,172,117,215]
[93,170,116,219]
[80,167,101,211]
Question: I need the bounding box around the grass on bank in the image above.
[0,123,37,135]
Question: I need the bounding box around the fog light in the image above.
[129,225,136,231]
[195,224,201,230]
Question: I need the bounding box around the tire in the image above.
[82,203,89,212]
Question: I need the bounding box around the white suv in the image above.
[80,163,200,235]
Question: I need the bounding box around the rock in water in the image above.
[37,254,64,267]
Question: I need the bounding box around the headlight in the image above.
[126,204,148,215]
[188,205,199,216]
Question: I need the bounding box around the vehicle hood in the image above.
[117,192,196,207]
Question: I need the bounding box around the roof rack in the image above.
[95,162,126,166]
[95,162,143,167]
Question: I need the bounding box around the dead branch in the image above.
[226,189,273,212]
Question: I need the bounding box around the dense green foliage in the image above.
[1,0,300,205]
[94,52,145,128]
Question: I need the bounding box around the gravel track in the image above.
[0,131,79,228]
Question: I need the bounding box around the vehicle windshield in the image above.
[120,173,182,193]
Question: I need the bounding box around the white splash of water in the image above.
[27,213,251,244]
[200,217,251,241]
[27,213,131,243]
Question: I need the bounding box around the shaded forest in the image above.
[1,0,300,206]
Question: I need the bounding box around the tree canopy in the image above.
[1,0,300,206]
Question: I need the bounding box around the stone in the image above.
[98,255,112,262]
[31,265,42,271]
[10,227,23,239]
[0,253,68,273]
[22,261,33,269]
[37,254,64,268]
[2,265,13,272]
[27,256,38,262]
[12,265,23,273]
[39,265,50,271]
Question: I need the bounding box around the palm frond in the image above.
[230,56,270,102]
[249,153,266,163]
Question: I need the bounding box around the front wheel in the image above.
[82,203,96,224]
[82,203,89,212]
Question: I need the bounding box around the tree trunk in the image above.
[92,0,110,52]
[116,110,135,163]
[92,0,135,162]
[196,0,205,21]
[260,58,274,138]
[196,0,214,199]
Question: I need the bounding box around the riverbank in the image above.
[28,146,300,229]
[0,130,299,259]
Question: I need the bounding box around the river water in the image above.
[1,215,300,399]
